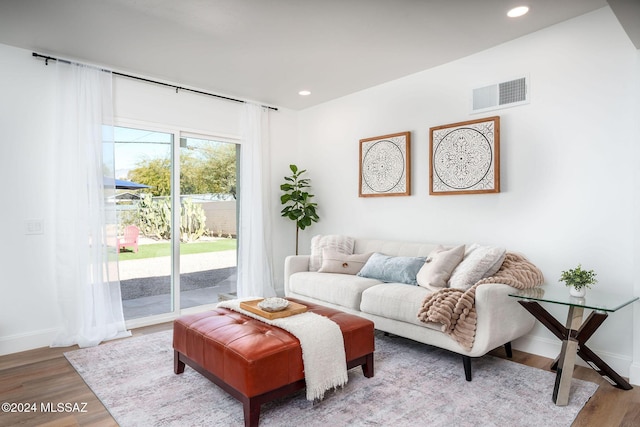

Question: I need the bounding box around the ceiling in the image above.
[0,0,627,110]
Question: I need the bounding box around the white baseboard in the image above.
[123,303,225,330]
[513,333,634,381]
[629,362,640,386]
[512,333,561,360]
[125,313,177,330]
[0,328,58,356]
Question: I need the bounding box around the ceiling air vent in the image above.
[471,76,529,114]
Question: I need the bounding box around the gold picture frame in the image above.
[359,132,411,197]
[429,116,500,195]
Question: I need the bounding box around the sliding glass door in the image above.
[114,125,238,322]
[178,135,238,309]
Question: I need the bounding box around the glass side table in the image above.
[509,286,638,406]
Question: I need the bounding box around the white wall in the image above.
[0,42,298,354]
[0,44,58,354]
[295,7,640,380]
[630,47,640,387]
[2,6,639,384]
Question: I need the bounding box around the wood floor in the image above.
[1,323,638,427]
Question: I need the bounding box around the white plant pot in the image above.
[569,287,587,298]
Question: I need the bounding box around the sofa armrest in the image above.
[471,283,536,355]
[284,255,310,296]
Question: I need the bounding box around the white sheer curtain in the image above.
[237,103,276,297]
[51,62,130,348]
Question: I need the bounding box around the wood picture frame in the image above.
[429,116,500,195]
[359,132,411,197]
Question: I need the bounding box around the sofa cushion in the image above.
[309,235,355,272]
[318,249,373,275]
[416,244,465,291]
[357,253,426,285]
[448,245,506,290]
[288,271,382,310]
[360,283,440,330]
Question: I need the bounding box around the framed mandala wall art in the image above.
[429,116,500,195]
[359,132,411,197]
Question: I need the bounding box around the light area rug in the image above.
[64,330,598,427]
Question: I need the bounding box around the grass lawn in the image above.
[118,239,237,261]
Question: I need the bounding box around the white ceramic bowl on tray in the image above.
[258,297,289,312]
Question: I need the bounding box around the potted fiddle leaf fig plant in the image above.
[280,164,319,255]
[559,264,597,297]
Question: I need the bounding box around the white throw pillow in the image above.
[416,245,465,291]
[448,245,506,290]
[318,249,373,275]
[308,235,355,272]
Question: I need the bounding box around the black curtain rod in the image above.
[32,52,278,111]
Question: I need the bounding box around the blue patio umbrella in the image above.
[104,177,151,190]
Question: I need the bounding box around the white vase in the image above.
[569,286,586,298]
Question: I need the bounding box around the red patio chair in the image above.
[118,225,140,253]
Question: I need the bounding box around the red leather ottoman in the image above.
[173,298,375,427]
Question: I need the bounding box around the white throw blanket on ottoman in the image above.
[217,299,348,401]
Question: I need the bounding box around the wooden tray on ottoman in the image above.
[240,299,307,320]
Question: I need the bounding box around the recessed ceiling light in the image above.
[507,6,529,18]
[298,90,311,96]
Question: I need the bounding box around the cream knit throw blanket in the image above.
[417,253,544,351]
[217,299,348,401]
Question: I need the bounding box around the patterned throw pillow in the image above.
[416,244,465,291]
[308,235,355,272]
[317,249,373,275]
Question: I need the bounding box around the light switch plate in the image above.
[25,219,44,235]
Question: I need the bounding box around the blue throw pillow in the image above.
[357,252,426,285]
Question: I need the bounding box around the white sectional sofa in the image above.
[284,237,538,380]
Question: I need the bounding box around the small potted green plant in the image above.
[559,264,597,297]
